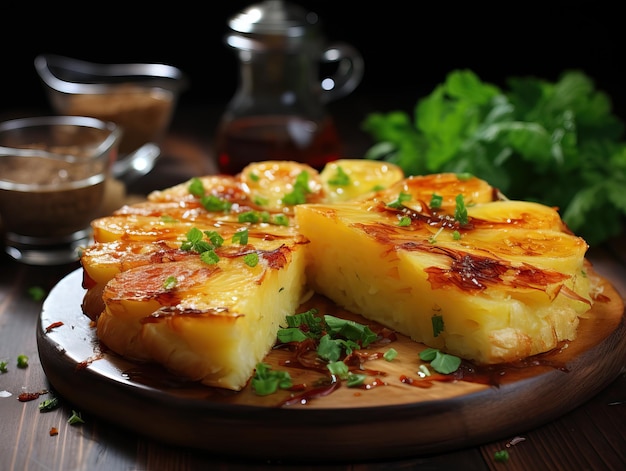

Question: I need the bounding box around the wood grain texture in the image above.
[36,265,626,464]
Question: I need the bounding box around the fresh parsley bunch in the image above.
[362,69,626,246]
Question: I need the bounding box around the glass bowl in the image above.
[34,54,188,157]
[0,115,122,265]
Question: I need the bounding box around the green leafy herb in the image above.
[238,211,261,223]
[327,165,351,186]
[326,361,366,388]
[39,397,60,412]
[232,228,249,245]
[362,69,626,246]
[398,215,411,226]
[200,250,219,265]
[271,310,387,395]
[429,193,443,209]
[0,360,8,373]
[253,195,268,206]
[282,171,311,205]
[325,363,368,388]
[327,360,350,379]
[454,194,468,225]
[346,372,367,387]
[386,191,411,209]
[188,177,205,197]
[272,214,290,226]
[27,286,46,302]
[160,214,178,223]
[419,347,439,362]
[494,450,510,462]
[163,276,178,290]
[317,334,360,362]
[181,227,207,251]
[384,348,398,361]
[200,194,232,212]
[282,309,323,336]
[431,350,462,374]
[17,354,28,368]
[251,362,292,396]
[243,253,259,267]
[203,230,224,248]
[181,227,220,264]
[419,347,462,374]
[324,315,377,347]
[68,410,85,425]
[432,314,444,337]
[276,327,309,343]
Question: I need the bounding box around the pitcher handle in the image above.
[320,42,364,104]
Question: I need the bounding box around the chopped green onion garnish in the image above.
[346,373,367,387]
[160,215,178,223]
[27,286,46,302]
[238,211,260,223]
[282,171,311,205]
[419,348,462,374]
[163,276,178,290]
[454,194,468,225]
[39,397,60,412]
[243,253,259,267]
[188,177,205,196]
[386,191,411,209]
[324,315,377,347]
[272,214,290,226]
[383,348,398,361]
[327,360,350,379]
[398,215,411,226]
[232,228,249,245]
[327,166,350,186]
[200,250,219,265]
[17,354,28,368]
[68,410,85,425]
[200,194,232,212]
[203,230,224,248]
[430,193,443,209]
[277,327,309,343]
[419,347,438,362]
[253,195,268,206]
[431,351,462,374]
[494,450,510,462]
[251,363,292,396]
[431,314,444,337]
[181,228,222,265]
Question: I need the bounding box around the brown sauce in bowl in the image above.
[62,84,174,154]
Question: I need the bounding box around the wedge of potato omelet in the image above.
[81,161,593,390]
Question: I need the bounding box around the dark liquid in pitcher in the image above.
[215,115,342,175]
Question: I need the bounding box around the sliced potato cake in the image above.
[81,160,403,390]
[295,173,592,364]
[82,162,593,389]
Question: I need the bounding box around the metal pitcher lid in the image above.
[226,0,322,51]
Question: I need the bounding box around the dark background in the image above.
[2,1,624,120]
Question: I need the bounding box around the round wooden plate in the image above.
[37,268,626,463]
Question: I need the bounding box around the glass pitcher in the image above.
[214,0,364,174]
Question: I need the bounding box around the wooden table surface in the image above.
[1,102,625,471]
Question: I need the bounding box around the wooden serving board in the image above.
[37,268,626,463]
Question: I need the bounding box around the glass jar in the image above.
[215,0,364,174]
